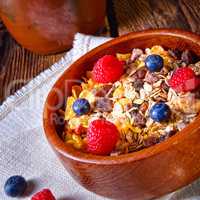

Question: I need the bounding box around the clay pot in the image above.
[0,0,106,54]
[43,29,200,200]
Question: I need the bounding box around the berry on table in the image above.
[72,98,90,116]
[87,119,119,155]
[145,54,164,72]
[31,189,56,200]
[92,55,124,83]
[150,102,171,122]
[169,67,200,92]
[4,175,27,197]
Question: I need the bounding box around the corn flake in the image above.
[65,96,76,120]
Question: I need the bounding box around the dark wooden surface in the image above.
[0,0,200,103]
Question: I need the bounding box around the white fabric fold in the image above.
[0,33,199,200]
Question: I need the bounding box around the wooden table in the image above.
[0,0,200,103]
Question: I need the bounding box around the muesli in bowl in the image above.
[62,45,200,156]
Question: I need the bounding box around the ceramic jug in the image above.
[0,0,106,54]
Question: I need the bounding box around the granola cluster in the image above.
[62,45,200,155]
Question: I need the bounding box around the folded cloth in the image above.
[0,33,200,200]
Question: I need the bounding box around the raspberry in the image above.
[31,189,56,200]
[87,119,119,155]
[92,55,124,83]
[169,67,200,92]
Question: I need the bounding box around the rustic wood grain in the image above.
[1,0,200,103]
[179,0,200,33]
[114,0,200,35]
[0,25,64,103]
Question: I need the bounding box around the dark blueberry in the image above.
[72,98,90,116]
[4,175,27,197]
[150,102,171,122]
[145,54,164,72]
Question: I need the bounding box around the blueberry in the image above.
[150,102,170,122]
[145,54,164,72]
[73,98,90,116]
[4,175,27,197]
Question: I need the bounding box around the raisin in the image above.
[132,79,144,92]
[137,68,147,79]
[144,72,159,84]
[181,50,198,65]
[181,50,193,65]
[143,135,159,147]
[140,102,148,113]
[168,49,182,60]
[131,48,143,62]
[161,81,169,92]
[95,97,113,112]
[130,111,146,128]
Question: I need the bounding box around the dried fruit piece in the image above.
[130,111,146,128]
[91,84,112,97]
[132,79,144,92]
[168,49,181,60]
[95,97,113,112]
[143,135,159,147]
[181,50,193,64]
[131,48,143,61]
[144,72,159,84]
[72,85,82,98]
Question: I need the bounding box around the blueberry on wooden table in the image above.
[150,102,171,122]
[4,175,27,197]
[145,54,164,72]
[72,98,90,116]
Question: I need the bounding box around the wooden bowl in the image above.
[43,29,200,200]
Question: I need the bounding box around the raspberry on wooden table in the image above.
[92,55,124,83]
[31,189,56,200]
[87,119,119,155]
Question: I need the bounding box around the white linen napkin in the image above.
[0,33,200,200]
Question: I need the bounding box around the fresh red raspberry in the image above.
[87,119,119,155]
[169,67,200,92]
[31,189,56,200]
[92,55,124,83]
